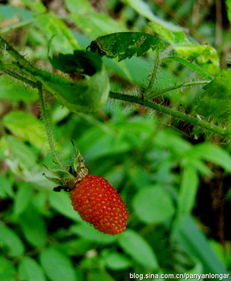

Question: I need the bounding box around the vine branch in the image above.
[109,92,230,136]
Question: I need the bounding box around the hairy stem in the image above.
[37,83,64,169]
[145,50,160,95]
[109,92,229,136]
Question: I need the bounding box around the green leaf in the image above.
[22,0,46,13]
[0,257,15,281]
[133,185,175,224]
[0,224,25,257]
[0,174,13,198]
[174,45,219,75]
[49,50,102,76]
[40,248,76,281]
[124,0,188,44]
[71,13,126,39]
[190,143,231,172]
[195,69,231,124]
[19,257,46,281]
[49,191,81,221]
[89,32,168,61]
[70,223,117,244]
[102,250,131,270]
[0,4,32,21]
[226,0,231,23]
[14,183,33,216]
[3,111,48,151]
[118,229,159,269]
[173,216,228,274]
[0,76,38,102]
[178,165,199,215]
[34,13,79,53]
[19,206,47,247]
[64,0,94,14]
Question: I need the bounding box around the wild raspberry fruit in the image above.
[70,175,128,235]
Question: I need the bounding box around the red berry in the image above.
[70,175,128,235]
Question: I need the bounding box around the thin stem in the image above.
[149,80,210,97]
[145,50,160,95]
[0,63,37,88]
[109,92,230,136]
[37,83,65,169]
[0,36,31,68]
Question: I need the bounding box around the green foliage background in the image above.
[0,0,231,281]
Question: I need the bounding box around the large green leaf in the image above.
[124,0,189,44]
[3,111,48,151]
[40,248,76,281]
[89,32,168,61]
[0,257,16,281]
[19,257,46,281]
[189,143,231,173]
[67,0,126,39]
[178,165,199,215]
[0,224,25,257]
[118,229,159,269]
[133,185,175,224]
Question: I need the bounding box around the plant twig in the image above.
[149,80,210,97]
[109,92,230,137]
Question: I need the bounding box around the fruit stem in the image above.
[37,83,65,169]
